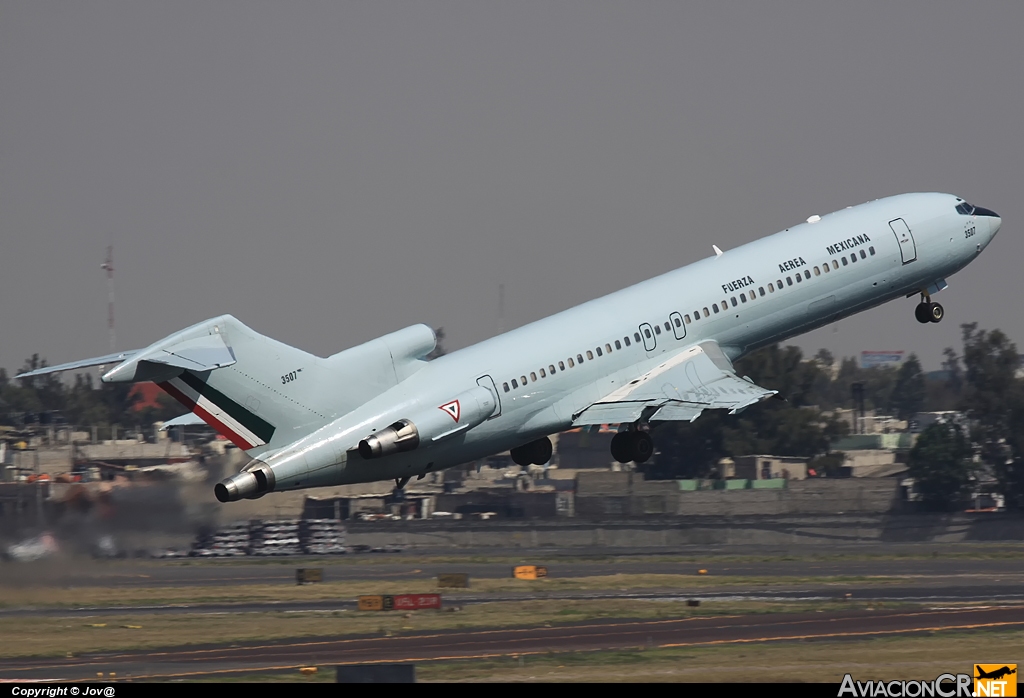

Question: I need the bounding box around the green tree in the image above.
[888,353,926,420]
[907,421,974,511]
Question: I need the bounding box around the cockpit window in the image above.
[956,202,976,215]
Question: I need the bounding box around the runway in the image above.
[2,606,1022,681]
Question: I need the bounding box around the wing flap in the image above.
[571,341,776,426]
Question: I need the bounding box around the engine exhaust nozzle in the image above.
[214,461,275,502]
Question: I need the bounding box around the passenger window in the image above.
[568,358,574,367]
[624,337,631,347]
[768,283,774,292]
[850,254,856,263]
[804,270,811,279]
[869,246,876,255]
[730,297,737,307]
[511,379,518,388]
[684,314,691,323]
[703,307,710,317]
[615,340,621,350]
[795,274,802,283]
[860,250,866,259]
[674,317,681,328]
[654,325,661,335]
[595,347,602,357]
[814,266,820,276]
[606,343,613,353]
[503,382,509,392]
[539,369,545,378]
[578,354,585,363]
[822,264,829,273]
[832,260,839,269]
[759,287,765,296]
[777,279,783,289]
[842,257,848,266]
[521,375,528,385]
[644,329,652,339]
[664,322,671,331]
[740,293,747,303]
[787,277,793,286]
[549,365,556,374]
[712,304,719,313]
[634,332,642,342]
[558,361,565,370]
[586,350,594,360]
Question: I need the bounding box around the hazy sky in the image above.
[2,2,1021,377]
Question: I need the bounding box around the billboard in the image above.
[861,351,904,369]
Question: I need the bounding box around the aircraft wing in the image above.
[17,351,140,378]
[571,341,776,426]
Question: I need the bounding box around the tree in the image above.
[907,421,974,511]
[888,353,926,421]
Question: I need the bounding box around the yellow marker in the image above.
[122,625,142,629]
[97,673,104,678]
[698,569,708,575]
[299,667,317,675]
[88,623,107,628]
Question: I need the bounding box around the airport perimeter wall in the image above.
[574,473,901,517]
[343,512,1024,549]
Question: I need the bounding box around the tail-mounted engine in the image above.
[358,385,496,460]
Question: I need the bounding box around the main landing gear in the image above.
[914,291,943,324]
[610,428,654,464]
[510,436,553,466]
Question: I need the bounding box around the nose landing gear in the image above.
[914,292,943,324]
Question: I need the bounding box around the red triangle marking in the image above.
[440,400,461,422]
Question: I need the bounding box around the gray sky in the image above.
[2,2,1021,376]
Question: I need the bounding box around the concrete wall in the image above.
[343,512,1024,549]
[576,476,901,518]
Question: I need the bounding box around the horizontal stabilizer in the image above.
[17,351,139,379]
[159,413,208,430]
[142,334,236,372]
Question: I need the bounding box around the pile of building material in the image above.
[248,519,303,556]
[190,522,249,557]
[300,518,347,554]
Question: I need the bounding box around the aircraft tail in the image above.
[23,314,437,455]
[150,315,437,455]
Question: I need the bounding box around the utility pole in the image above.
[498,283,505,334]
[101,246,115,352]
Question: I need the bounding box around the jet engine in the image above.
[214,460,276,502]
[358,386,496,460]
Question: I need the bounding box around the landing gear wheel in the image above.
[630,432,654,464]
[510,445,532,466]
[610,432,633,464]
[928,302,944,323]
[530,437,553,465]
[915,302,931,324]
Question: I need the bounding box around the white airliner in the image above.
[21,193,1000,502]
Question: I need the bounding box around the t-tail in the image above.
[19,314,438,487]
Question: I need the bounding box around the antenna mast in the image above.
[101,246,115,352]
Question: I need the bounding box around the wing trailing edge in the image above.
[571,341,776,427]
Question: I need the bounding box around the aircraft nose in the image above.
[972,205,1000,240]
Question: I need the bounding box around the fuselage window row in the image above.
[502,242,882,393]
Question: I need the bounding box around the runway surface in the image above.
[2,606,1022,681]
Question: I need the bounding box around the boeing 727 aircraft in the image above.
[20,193,1000,502]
